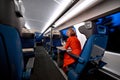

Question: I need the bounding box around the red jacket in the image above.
[63,36,81,67]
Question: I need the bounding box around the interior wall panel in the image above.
[55,0,120,30]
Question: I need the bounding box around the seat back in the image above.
[0,24,24,80]
[75,35,108,73]
[0,33,11,79]
[67,25,108,80]
[21,33,35,48]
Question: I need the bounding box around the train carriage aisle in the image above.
[30,45,67,80]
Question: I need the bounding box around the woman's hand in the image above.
[61,41,66,46]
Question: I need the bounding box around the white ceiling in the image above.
[22,0,73,33]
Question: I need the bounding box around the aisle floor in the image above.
[30,46,66,80]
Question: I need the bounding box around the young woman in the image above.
[63,28,82,73]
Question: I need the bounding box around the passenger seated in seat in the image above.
[63,28,82,73]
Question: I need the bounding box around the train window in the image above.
[95,12,120,53]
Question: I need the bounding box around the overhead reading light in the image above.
[41,0,73,33]
[54,0,102,27]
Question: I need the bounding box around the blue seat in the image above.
[0,24,34,80]
[67,26,108,80]
[0,32,11,79]
[21,33,35,67]
[43,36,50,51]
[52,34,62,60]
[21,39,34,48]
[21,33,35,48]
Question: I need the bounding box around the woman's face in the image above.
[66,30,70,37]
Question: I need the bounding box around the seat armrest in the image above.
[23,57,35,79]
[66,51,85,64]
[23,69,31,80]
[78,57,84,64]
[67,51,79,60]
[26,57,35,69]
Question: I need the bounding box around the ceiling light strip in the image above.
[54,0,102,27]
[41,0,73,33]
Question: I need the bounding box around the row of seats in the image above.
[41,24,108,80]
[42,34,62,61]
[0,24,35,80]
[21,33,35,67]
[42,25,108,80]
[43,36,50,52]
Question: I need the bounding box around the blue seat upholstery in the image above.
[52,34,62,60]
[43,36,50,51]
[21,33,35,48]
[0,34,11,79]
[21,38,34,48]
[67,26,108,80]
[0,24,34,80]
[34,32,42,42]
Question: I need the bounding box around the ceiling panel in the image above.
[22,0,57,32]
[22,0,73,33]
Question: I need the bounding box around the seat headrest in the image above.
[21,33,34,39]
[97,25,107,35]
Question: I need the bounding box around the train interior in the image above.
[0,0,120,80]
